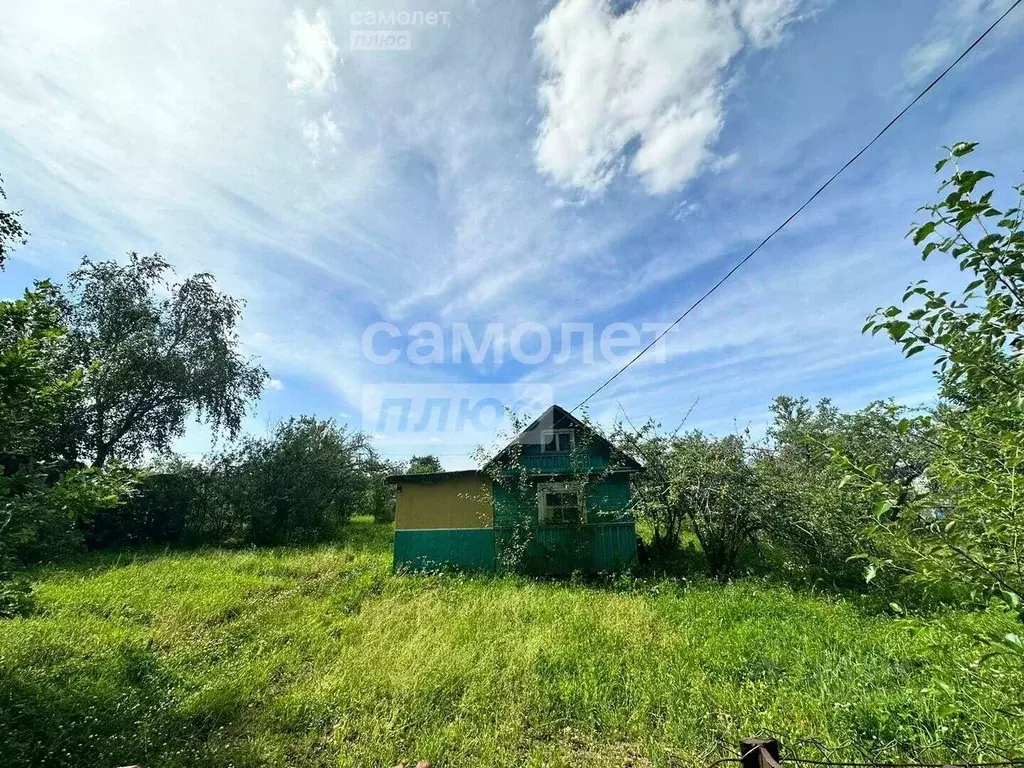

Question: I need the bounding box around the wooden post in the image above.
[740,738,781,768]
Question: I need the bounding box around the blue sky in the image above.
[2,0,1023,469]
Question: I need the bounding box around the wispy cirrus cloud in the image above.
[1,0,1022,470]
[903,0,1020,85]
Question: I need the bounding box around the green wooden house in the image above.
[389,405,643,574]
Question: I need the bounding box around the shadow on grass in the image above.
[0,638,217,767]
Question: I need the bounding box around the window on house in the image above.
[540,429,574,453]
[538,482,584,525]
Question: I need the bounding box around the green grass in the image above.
[2,519,1022,768]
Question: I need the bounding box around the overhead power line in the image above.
[572,0,1023,414]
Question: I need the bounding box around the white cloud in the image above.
[284,7,338,95]
[267,378,285,390]
[902,0,1017,86]
[904,39,955,85]
[711,151,741,172]
[2,0,1021,462]
[670,199,700,221]
[533,0,807,197]
[0,0,389,416]
[301,110,341,156]
[733,0,804,47]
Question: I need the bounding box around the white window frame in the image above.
[537,482,584,525]
[539,428,575,453]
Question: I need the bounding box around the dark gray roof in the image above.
[483,404,644,471]
[385,469,486,485]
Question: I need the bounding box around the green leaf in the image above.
[913,221,937,245]
[887,321,910,342]
[952,141,978,157]
[934,157,949,173]
[977,233,1003,250]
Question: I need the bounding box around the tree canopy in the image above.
[54,252,267,466]
[857,142,1024,612]
[407,454,443,474]
[0,174,27,271]
[1,287,134,565]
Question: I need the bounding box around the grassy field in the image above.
[2,519,1022,768]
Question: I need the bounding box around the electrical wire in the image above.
[571,0,1023,413]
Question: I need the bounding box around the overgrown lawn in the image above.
[2,519,1021,767]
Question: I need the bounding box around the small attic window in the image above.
[540,429,574,453]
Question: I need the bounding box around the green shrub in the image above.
[208,417,375,546]
[360,471,397,523]
[84,459,211,549]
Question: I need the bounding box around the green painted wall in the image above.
[585,474,632,523]
[494,473,632,527]
[393,528,495,572]
[493,521,637,575]
[491,474,637,573]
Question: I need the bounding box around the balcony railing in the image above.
[503,453,607,474]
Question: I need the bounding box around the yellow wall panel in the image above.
[394,474,493,530]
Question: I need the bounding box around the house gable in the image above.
[484,404,643,475]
